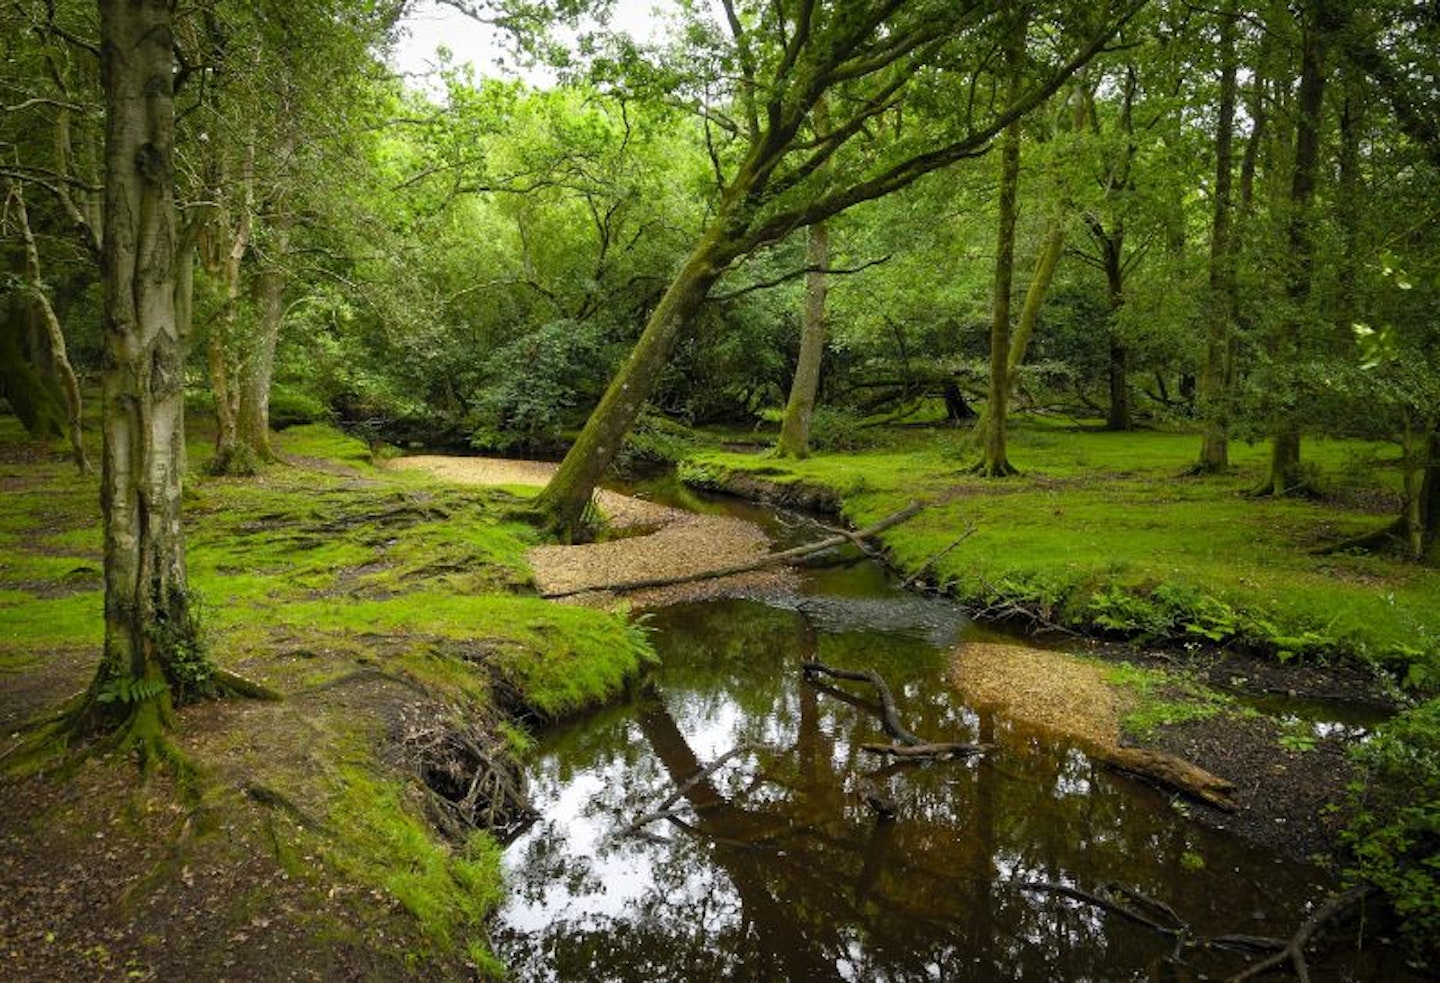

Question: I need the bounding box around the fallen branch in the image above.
[540,502,925,599]
[213,667,284,701]
[625,744,751,835]
[901,524,976,589]
[859,741,989,760]
[802,661,921,746]
[1224,884,1377,983]
[1018,880,1188,938]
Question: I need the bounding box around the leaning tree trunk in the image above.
[533,229,729,537]
[1197,3,1238,473]
[1261,4,1326,497]
[77,0,206,755]
[776,219,829,459]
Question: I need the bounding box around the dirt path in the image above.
[388,456,796,605]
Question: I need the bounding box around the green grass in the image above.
[1,412,656,975]
[683,417,1440,692]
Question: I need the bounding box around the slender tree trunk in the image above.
[1006,217,1065,396]
[1103,251,1129,432]
[1198,4,1239,473]
[533,229,730,537]
[974,8,1025,477]
[238,220,287,462]
[1261,4,1326,496]
[77,0,205,753]
[206,143,256,475]
[1402,414,1440,562]
[776,218,829,459]
[5,182,90,473]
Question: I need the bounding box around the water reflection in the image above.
[494,599,1409,982]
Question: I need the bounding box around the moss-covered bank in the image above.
[0,415,654,980]
[681,418,1440,694]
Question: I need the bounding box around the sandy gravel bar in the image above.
[950,642,1121,747]
[388,455,794,605]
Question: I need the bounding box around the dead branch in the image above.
[540,502,925,599]
[901,524,976,589]
[802,661,921,746]
[625,744,751,835]
[1224,885,1378,983]
[1018,880,1188,937]
[859,741,989,760]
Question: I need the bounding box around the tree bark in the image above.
[78,0,205,752]
[533,228,730,536]
[204,141,256,475]
[1261,3,1326,497]
[974,8,1026,477]
[4,182,89,472]
[776,218,829,458]
[1198,3,1239,473]
[237,218,287,463]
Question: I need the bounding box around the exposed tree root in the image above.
[399,713,535,843]
[213,667,284,702]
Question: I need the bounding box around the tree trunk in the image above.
[533,229,729,537]
[237,220,287,463]
[78,0,205,755]
[205,142,256,475]
[1260,3,1326,496]
[1403,415,1440,562]
[776,218,829,459]
[1005,217,1065,395]
[8,182,91,473]
[1198,3,1239,473]
[974,8,1025,477]
[1103,252,1130,432]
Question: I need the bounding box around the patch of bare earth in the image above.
[389,455,796,606]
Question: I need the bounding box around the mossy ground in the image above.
[0,413,654,981]
[683,414,1440,695]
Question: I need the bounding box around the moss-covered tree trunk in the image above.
[1404,416,1440,562]
[532,229,729,536]
[1103,252,1129,432]
[974,8,1025,477]
[1261,4,1326,497]
[237,220,287,464]
[203,143,255,476]
[1197,4,1238,473]
[776,219,828,459]
[76,0,206,755]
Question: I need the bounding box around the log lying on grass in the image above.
[540,501,925,599]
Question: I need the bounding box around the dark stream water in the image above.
[492,488,1413,982]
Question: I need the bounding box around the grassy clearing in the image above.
[0,413,654,977]
[682,415,1440,693]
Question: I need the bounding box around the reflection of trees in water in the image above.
[496,600,1335,982]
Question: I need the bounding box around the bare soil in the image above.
[390,455,797,606]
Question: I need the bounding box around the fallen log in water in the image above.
[1096,746,1239,812]
[540,501,925,599]
[859,741,989,761]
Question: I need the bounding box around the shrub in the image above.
[1342,698,1440,964]
[809,406,877,452]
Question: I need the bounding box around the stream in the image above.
[491,484,1415,982]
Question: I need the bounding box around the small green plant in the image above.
[1179,849,1206,872]
[1341,698,1440,963]
[96,677,168,705]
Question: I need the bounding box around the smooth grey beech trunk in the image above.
[82,0,200,746]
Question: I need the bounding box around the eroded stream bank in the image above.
[491,484,1417,982]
